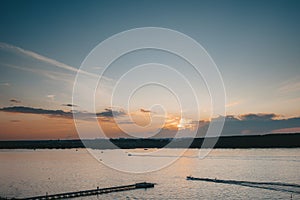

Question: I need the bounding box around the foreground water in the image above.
[0,148,299,199]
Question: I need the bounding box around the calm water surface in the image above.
[0,148,299,199]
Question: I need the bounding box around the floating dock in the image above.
[186,176,300,194]
[11,182,155,200]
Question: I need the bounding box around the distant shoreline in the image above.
[0,133,299,149]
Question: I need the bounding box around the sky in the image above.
[0,0,300,140]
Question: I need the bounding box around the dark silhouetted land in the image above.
[0,133,299,149]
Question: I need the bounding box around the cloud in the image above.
[9,99,21,104]
[0,82,10,86]
[208,114,300,136]
[4,63,75,84]
[239,113,279,121]
[96,108,126,118]
[0,42,98,78]
[47,95,55,101]
[162,113,300,137]
[278,76,300,94]
[140,108,151,113]
[0,106,73,119]
[177,118,194,130]
[225,101,241,108]
[61,103,78,107]
[0,106,126,121]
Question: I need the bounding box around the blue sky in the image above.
[0,0,299,139]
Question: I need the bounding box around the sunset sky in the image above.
[0,0,299,140]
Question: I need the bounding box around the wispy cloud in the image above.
[0,82,10,87]
[278,76,300,94]
[47,95,55,101]
[3,63,75,84]
[225,101,241,108]
[0,42,98,78]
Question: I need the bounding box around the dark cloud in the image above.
[239,113,279,121]
[96,108,126,118]
[194,114,300,137]
[0,106,126,121]
[0,106,73,118]
[61,104,78,107]
[140,108,151,113]
[9,99,21,104]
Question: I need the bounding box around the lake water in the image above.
[0,148,299,199]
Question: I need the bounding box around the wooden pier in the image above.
[13,182,155,200]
